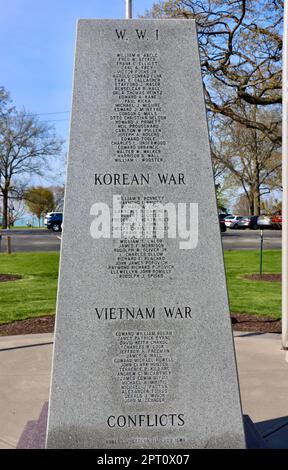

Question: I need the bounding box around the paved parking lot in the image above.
[222,229,281,250]
[0,228,282,252]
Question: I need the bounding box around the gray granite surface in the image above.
[46,19,245,449]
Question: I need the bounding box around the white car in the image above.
[224,215,243,229]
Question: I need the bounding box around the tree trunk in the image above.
[250,184,261,216]
[253,190,261,216]
[251,107,261,216]
[2,190,8,229]
[253,164,261,216]
[248,195,254,216]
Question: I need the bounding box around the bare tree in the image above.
[7,200,26,227]
[233,194,251,215]
[212,106,281,215]
[0,88,63,228]
[49,185,65,211]
[145,0,283,144]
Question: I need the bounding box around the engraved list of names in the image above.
[111,52,166,163]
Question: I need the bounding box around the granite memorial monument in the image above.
[46,19,245,449]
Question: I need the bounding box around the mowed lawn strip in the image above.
[0,250,281,324]
[0,252,59,324]
[224,250,281,319]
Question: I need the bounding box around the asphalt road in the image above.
[222,229,282,250]
[0,228,282,252]
[0,230,61,253]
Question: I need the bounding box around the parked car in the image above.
[44,212,63,232]
[237,216,259,230]
[219,213,232,220]
[270,214,282,230]
[219,217,227,232]
[257,214,282,230]
[257,215,271,228]
[224,215,243,229]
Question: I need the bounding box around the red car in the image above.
[270,214,282,229]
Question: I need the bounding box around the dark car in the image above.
[219,217,227,232]
[44,212,63,232]
[237,216,259,230]
[219,213,232,220]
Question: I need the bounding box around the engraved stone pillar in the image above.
[46,20,245,449]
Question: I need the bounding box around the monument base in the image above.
[16,403,266,449]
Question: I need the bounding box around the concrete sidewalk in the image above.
[0,332,287,449]
[0,334,53,449]
[235,332,288,448]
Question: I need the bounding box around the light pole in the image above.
[126,0,132,19]
[282,0,288,350]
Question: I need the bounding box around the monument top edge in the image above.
[76,18,196,24]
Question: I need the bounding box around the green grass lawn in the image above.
[0,252,59,324]
[225,250,281,319]
[0,250,282,324]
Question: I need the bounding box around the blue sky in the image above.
[0,0,155,184]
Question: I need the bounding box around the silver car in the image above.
[224,215,243,229]
[237,216,259,230]
[257,215,272,228]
